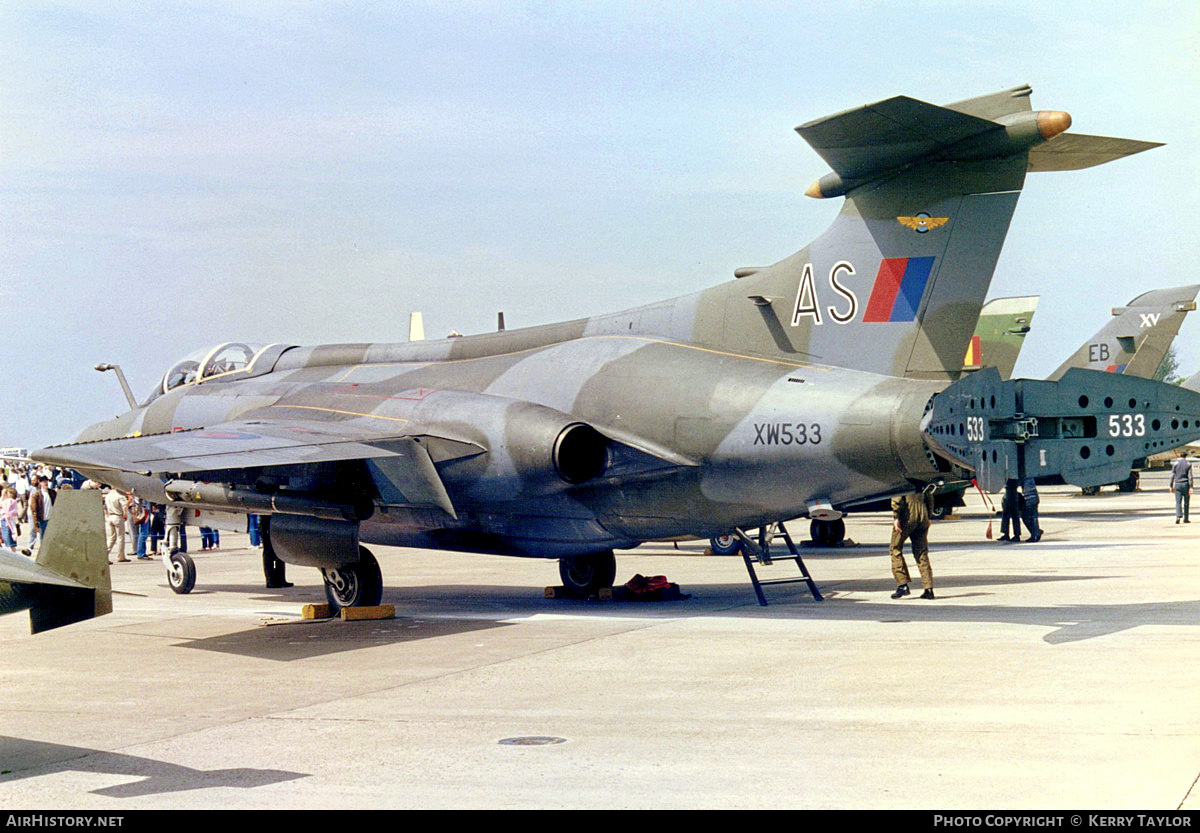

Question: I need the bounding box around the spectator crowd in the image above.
[2,462,232,564]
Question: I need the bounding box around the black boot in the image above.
[920,589,935,600]
[890,584,910,599]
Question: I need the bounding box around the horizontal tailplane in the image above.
[798,85,1159,198]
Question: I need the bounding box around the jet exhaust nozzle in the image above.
[504,409,610,490]
[553,423,610,485]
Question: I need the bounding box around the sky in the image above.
[2,1,1199,448]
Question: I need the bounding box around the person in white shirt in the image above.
[103,486,129,563]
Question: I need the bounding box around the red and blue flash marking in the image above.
[862,256,936,322]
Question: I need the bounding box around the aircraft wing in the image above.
[34,416,485,476]
[34,412,488,521]
[34,400,695,520]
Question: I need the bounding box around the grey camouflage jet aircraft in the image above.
[34,85,1200,608]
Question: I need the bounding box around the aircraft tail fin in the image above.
[29,490,110,633]
[963,295,1039,378]
[720,87,1159,381]
[1048,284,1199,380]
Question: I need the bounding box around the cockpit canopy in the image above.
[146,342,269,404]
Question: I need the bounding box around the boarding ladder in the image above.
[733,523,823,606]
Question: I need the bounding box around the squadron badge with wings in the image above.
[897,212,949,233]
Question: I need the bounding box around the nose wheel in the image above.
[322,546,383,609]
[709,532,742,555]
[166,551,196,594]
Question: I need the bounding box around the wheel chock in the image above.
[544,586,614,600]
[302,603,335,620]
[340,604,396,621]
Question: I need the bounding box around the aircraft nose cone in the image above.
[1037,110,1072,140]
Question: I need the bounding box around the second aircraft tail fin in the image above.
[1048,284,1199,380]
[963,295,1039,377]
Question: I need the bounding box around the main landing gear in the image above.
[322,545,384,609]
[157,518,385,609]
[557,550,617,596]
[808,518,846,547]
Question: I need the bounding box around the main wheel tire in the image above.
[930,502,949,521]
[166,551,196,595]
[558,551,617,595]
[322,546,383,609]
[809,519,846,547]
[709,532,741,555]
